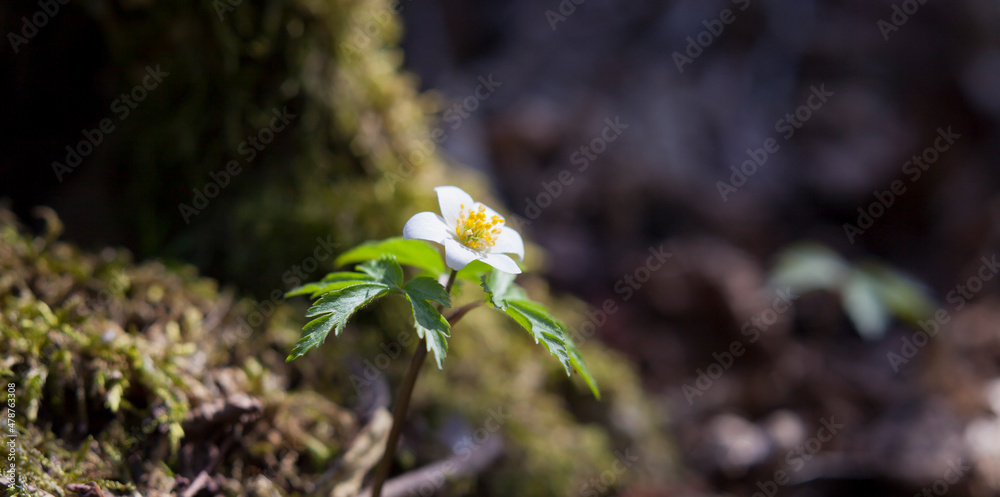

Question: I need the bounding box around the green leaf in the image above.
[287,283,393,361]
[505,299,573,374]
[770,243,850,293]
[402,289,451,368]
[335,237,445,275]
[286,257,451,364]
[403,277,452,307]
[480,269,598,397]
[841,273,888,340]
[568,347,601,400]
[770,244,937,340]
[456,260,494,282]
[358,256,404,287]
[285,272,371,298]
[480,270,526,311]
[861,262,935,325]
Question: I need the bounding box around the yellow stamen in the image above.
[455,203,504,251]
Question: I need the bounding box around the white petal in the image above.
[490,226,524,260]
[435,186,475,226]
[481,252,522,274]
[444,238,481,271]
[403,212,449,244]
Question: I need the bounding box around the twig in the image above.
[359,434,503,497]
[178,471,212,497]
[313,408,393,495]
[445,301,482,325]
[67,482,106,497]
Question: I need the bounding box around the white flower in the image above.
[403,186,525,274]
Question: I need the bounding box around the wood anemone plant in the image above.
[285,187,599,497]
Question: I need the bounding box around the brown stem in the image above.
[370,269,457,497]
[445,301,482,325]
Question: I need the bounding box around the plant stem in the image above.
[444,301,482,324]
[370,269,457,497]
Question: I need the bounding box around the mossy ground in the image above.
[1,211,670,496]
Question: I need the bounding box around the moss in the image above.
[1,213,357,496]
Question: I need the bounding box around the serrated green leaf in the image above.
[513,304,600,398]
[568,347,601,399]
[402,288,451,368]
[335,237,445,275]
[285,272,372,298]
[505,299,573,375]
[403,277,451,307]
[480,271,598,397]
[358,256,404,287]
[304,282,391,317]
[288,283,393,361]
[480,269,526,310]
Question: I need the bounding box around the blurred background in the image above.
[3,0,1000,495]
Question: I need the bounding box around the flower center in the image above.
[455,203,504,251]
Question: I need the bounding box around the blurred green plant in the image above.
[770,243,936,339]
